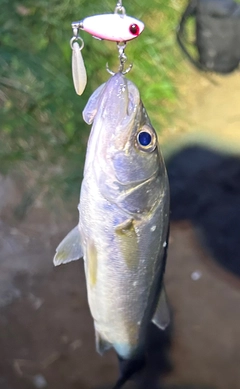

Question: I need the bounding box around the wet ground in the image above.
[1,67,240,389]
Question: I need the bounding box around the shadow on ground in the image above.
[167,145,240,278]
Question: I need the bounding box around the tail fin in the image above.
[111,354,146,389]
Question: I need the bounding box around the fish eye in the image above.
[129,24,140,36]
[138,131,151,146]
[136,127,157,152]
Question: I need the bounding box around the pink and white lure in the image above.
[76,13,144,42]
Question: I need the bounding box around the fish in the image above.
[53,72,170,388]
[73,13,144,41]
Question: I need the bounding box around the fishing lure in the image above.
[70,0,144,95]
[75,13,144,42]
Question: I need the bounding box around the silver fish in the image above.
[53,73,170,382]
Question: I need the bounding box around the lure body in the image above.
[78,13,144,41]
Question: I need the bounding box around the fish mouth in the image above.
[100,72,139,127]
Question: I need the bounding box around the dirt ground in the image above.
[1,66,240,389]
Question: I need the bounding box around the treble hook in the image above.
[106,42,133,75]
[106,63,133,75]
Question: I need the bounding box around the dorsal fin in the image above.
[152,284,170,330]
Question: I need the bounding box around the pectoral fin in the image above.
[53,226,83,266]
[115,219,139,270]
[152,285,170,330]
[95,330,111,355]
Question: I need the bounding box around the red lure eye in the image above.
[129,24,140,36]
